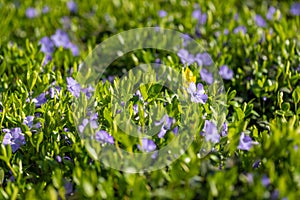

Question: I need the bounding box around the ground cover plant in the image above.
[0,0,300,199]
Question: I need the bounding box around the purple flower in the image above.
[81,85,94,99]
[155,114,175,138]
[33,93,47,107]
[200,68,214,84]
[138,138,156,152]
[2,128,26,153]
[192,9,207,25]
[220,122,228,137]
[201,120,220,143]
[266,6,276,20]
[67,1,77,13]
[51,29,70,48]
[173,126,179,135]
[291,2,300,16]
[89,112,98,129]
[262,175,270,187]
[78,118,88,133]
[49,84,61,99]
[39,37,54,54]
[64,180,73,195]
[67,77,81,98]
[23,116,34,129]
[252,159,260,169]
[195,52,213,66]
[233,26,247,34]
[66,42,79,56]
[43,54,52,65]
[158,10,167,18]
[177,49,195,65]
[42,6,50,14]
[25,7,37,18]
[255,14,267,27]
[246,173,254,184]
[95,130,114,144]
[187,82,208,104]
[219,65,234,80]
[56,155,62,163]
[237,132,258,151]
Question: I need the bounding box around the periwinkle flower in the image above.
[95,130,114,144]
[51,29,70,48]
[255,14,267,27]
[291,2,300,16]
[158,10,167,18]
[233,26,247,34]
[2,128,26,153]
[67,1,77,13]
[42,6,50,14]
[201,120,220,143]
[195,52,213,66]
[78,118,88,133]
[43,54,52,65]
[262,175,270,187]
[177,49,195,65]
[33,93,47,107]
[192,9,207,25]
[138,138,156,152]
[220,122,228,137]
[200,68,214,84]
[26,7,37,18]
[67,77,81,98]
[219,65,234,80]
[23,116,34,129]
[81,85,94,99]
[187,82,208,104]
[266,6,276,20]
[89,112,99,129]
[237,132,258,151]
[39,37,54,54]
[66,42,79,56]
[155,114,174,138]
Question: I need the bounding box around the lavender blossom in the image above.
[158,10,167,18]
[266,6,276,20]
[262,175,270,187]
[32,93,47,107]
[200,68,214,84]
[26,7,37,18]
[42,6,50,14]
[138,138,157,152]
[195,52,213,66]
[201,120,220,143]
[255,14,267,27]
[39,37,54,54]
[155,114,175,138]
[237,132,258,151]
[66,77,81,98]
[187,82,208,104]
[220,122,228,137]
[177,49,195,65]
[95,130,114,144]
[219,65,234,80]
[233,26,247,34]
[67,1,77,13]
[51,29,70,48]
[291,2,300,16]
[2,128,26,153]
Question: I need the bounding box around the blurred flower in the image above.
[252,159,260,168]
[66,42,79,56]
[246,173,254,184]
[56,155,62,163]
[233,26,247,34]
[43,54,52,66]
[2,128,26,153]
[23,116,34,129]
[255,14,267,27]
[32,93,47,107]
[173,126,179,135]
[195,52,213,66]
[177,49,195,65]
[51,29,70,48]
[200,68,214,84]
[39,37,54,54]
[138,138,156,152]
[89,112,99,129]
[78,118,88,133]
[158,10,167,18]
[26,7,37,18]
[95,130,114,144]
[237,132,258,151]
[66,77,81,98]
[67,1,77,13]
[290,2,300,16]
[155,114,175,138]
[266,6,276,20]
[201,120,220,143]
[219,65,234,80]
[187,82,208,104]
[81,85,94,98]
[262,175,270,187]
[42,6,50,14]
[220,122,228,137]
[64,179,73,196]
[192,9,207,25]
